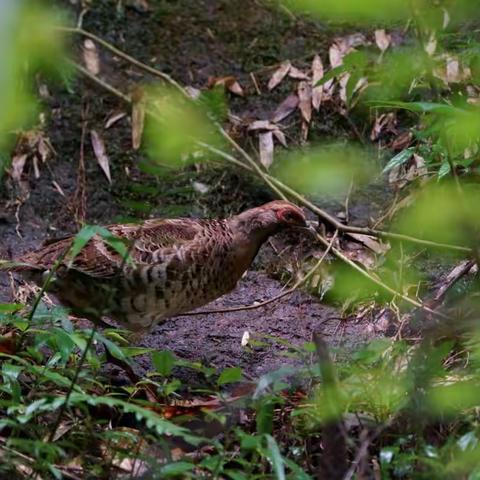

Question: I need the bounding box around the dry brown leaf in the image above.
[52,180,66,197]
[298,81,312,123]
[329,42,344,69]
[370,112,397,141]
[37,138,50,162]
[259,131,274,168]
[82,39,100,75]
[311,54,324,111]
[271,94,299,123]
[343,242,377,269]
[226,79,244,96]
[388,153,426,188]
[445,56,461,83]
[10,154,27,183]
[288,66,309,80]
[32,156,40,179]
[131,89,145,150]
[208,76,244,96]
[268,60,291,90]
[425,32,437,56]
[389,131,412,151]
[90,129,111,183]
[374,29,391,52]
[105,111,127,129]
[248,120,277,131]
[273,128,287,147]
[347,233,390,255]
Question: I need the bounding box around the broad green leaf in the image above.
[0,303,23,313]
[217,366,242,386]
[159,461,195,477]
[382,148,414,173]
[256,398,274,435]
[314,64,347,86]
[151,350,176,376]
[264,434,286,480]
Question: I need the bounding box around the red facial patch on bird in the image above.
[276,206,307,227]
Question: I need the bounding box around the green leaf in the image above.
[256,398,274,435]
[217,366,242,386]
[95,331,127,361]
[382,148,414,173]
[68,225,101,267]
[314,64,347,86]
[159,461,195,477]
[264,434,286,480]
[151,350,176,376]
[0,303,23,313]
[52,328,75,362]
[68,393,203,445]
[438,161,451,178]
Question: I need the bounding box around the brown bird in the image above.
[2,200,308,335]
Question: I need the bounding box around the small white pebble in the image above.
[241,330,250,347]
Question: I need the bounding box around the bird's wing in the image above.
[17,218,205,278]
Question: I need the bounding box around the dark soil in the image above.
[0,0,393,379]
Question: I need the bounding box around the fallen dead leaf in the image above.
[82,39,100,75]
[105,111,127,129]
[374,29,391,52]
[311,54,324,111]
[90,129,111,183]
[208,76,244,96]
[248,120,278,131]
[425,32,437,56]
[370,112,397,141]
[268,60,291,90]
[388,153,427,188]
[297,81,312,123]
[343,242,377,269]
[52,180,66,197]
[259,131,274,168]
[131,88,145,150]
[288,66,309,80]
[347,233,390,255]
[271,94,299,123]
[10,154,28,183]
[273,128,287,147]
[389,131,412,151]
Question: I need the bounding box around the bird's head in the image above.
[232,200,309,241]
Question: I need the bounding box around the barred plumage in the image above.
[2,200,307,333]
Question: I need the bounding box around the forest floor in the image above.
[0,0,400,379]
